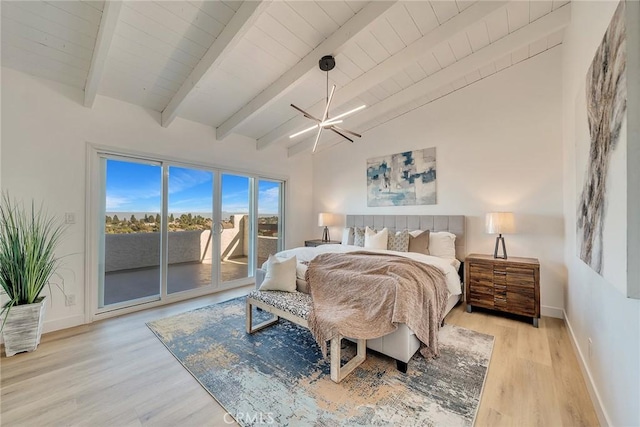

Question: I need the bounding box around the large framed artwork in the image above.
[366,148,436,207]
[575,0,639,298]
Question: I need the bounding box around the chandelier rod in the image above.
[326,68,329,112]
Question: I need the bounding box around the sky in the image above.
[105,160,281,214]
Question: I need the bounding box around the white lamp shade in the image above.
[485,212,515,234]
[318,213,335,227]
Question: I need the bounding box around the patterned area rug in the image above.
[147,297,494,426]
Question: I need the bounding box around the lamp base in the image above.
[322,226,330,242]
[493,234,508,259]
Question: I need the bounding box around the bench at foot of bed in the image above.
[246,290,366,383]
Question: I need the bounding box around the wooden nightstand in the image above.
[465,253,540,327]
[304,239,341,247]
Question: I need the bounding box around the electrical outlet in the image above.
[588,338,593,359]
[65,294,76,306]
[64,212,76,224]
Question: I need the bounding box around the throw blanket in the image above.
[306,251,448,359]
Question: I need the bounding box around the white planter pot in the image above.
[2,297,47,357]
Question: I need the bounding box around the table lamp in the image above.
[485,212,515,259]
[318,213,334,242]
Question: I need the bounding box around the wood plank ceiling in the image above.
[1,0,571,156]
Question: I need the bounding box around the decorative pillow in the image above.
[428,231,457,260]
[296,262,308,281]
[353,227,366,247]
[296,262,310,293]
[408,230,430,255]
[364,226,388,250]
[341,227,354,245]
[259,255,297,292]
[387,230,410,252]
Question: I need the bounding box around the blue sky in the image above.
[105,160,280,214]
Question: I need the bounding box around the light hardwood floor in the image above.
[1,289,599,426]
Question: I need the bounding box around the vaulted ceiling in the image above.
[1,1,571,156]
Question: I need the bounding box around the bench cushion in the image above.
[247,290,312,320]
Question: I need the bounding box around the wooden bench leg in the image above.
[246,298,279,334]
[330,335,366,383]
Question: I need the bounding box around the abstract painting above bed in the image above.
[366,147,436,206]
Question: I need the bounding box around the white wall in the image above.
[0,67,314,333]
[313,47,565,317]
[561,2,640,425]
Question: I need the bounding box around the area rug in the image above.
[147,297,494,426]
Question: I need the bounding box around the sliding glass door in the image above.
[99,157,162,308]
[167,166,215,295]
[220,173,252,284]
[95,151,285,313]
[257,179,284,267]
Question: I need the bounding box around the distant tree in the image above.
[179,214,189,226]
[130,214,137,223]
[106,215,112,224]
[144,214,149,222]
[169,213,175,222]
[155,214,161,224]
[113,214,120,223]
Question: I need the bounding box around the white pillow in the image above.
[259,255,297,292]
[428,231,457,260]
[364,226,388,250]
[296,262,308,280]
[341,227,354,245]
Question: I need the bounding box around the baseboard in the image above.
[541,305,564,319]
[563,310,611,427]
[43,314,85,334]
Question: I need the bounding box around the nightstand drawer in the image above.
[470,264,493,282]
[469,292,495,308]
[494,296,508,310]
[469,277,493,288]
[494,284,507,298]
[470,283,494,296]
[493,273,507,285]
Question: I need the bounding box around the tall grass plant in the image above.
[0,193,66,328]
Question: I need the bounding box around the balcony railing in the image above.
[105,215,277,272]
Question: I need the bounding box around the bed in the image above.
[256,214,466,372]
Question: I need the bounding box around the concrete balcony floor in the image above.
[103,257,258,306]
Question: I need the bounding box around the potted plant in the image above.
[0,193,66,357]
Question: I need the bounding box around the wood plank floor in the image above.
[1,289,599,426]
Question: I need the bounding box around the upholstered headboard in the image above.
[345,215,466,261]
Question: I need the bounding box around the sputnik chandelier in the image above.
[289,55,365,153]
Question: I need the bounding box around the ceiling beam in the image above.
[215,1,397,141]
[84,0,122,108]
[259,0,508,150]
[161,1,270,128]
[287,3,572,157]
